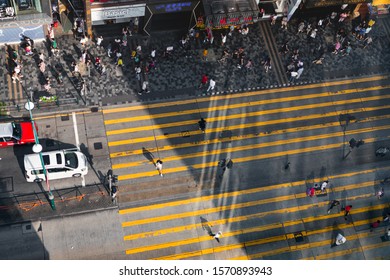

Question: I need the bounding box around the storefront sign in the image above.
[91,4,146,21]
[0,25,44,44]
[148,1,197,14]
[305,0,372,8]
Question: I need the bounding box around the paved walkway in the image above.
[0,14,389,112]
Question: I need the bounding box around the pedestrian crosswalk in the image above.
[103,75,390,259]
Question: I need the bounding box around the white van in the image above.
[24,149,88,182]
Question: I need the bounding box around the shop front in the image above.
[89,0,146,36]
[200,0,259,30]
[144,0,200,34]
[303,0,372,9]
[0,0,52,44]
[91,3,146,25]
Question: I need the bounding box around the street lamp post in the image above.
[24,101,56,210]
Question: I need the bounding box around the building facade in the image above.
[0,0,52,44]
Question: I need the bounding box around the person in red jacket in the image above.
[344,205,352,220]
[198,74,208,89]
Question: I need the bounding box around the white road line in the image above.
[72,112,85,187]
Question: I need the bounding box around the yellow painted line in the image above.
[106,85,390,134]
[103,75,389,114]
[239,232,374,260]
[108,94,390,146]
[104,86,390,125]
[122,181,375,228]
[113,123,390,169]
[119,166,387,215]
[118,137,380,180]
[123,189,384,241]
[110,109,390,158]
[141,211,384,259]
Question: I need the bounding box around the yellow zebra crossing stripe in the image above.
[104,86,390,125]
[102,75,389,115]
[113,123,390,169]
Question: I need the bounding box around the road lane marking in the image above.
[107,94,390,146]
[231,231,374,260]
[125,210,383,256]
[117,136,382,180]
[122,187,384,241]
[113,123,390,169]
[119,166,388,215]
[121,182,375,228]
[104,86,390,125]
[109,110,390,158]
[154,214,384,260]
[103,75,389,115]
[106,102,390,137]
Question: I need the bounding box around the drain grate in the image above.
[61,115,70,121]
[94,142,103,150]
[0,177,13,193]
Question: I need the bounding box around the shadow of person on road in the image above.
[330,220,344,248]
[200,216,214,236]
[142,147,155,165]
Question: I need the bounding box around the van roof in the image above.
[24,151,66,170]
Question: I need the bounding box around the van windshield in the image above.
[64,152,78,169]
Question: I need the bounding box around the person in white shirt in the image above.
[207,78,216,92]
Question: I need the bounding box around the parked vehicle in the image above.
[0,121,36,147]
[24,149,88,182]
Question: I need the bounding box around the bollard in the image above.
[16,104,20,112]
[56,99,59,107]
[36,102,40,109]
[48,192,56,210]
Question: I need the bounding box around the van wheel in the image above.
[73,173,82,178]
[34,178,43,183]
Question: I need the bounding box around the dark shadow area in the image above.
[142,147,155,164]
[200,216,214,236]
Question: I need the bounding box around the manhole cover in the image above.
[94,142,103,150]
[0,177,13,193]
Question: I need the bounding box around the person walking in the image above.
[96,35,103,49]
[198,118,206,133]
[370,220,381,232]
[202,48,208,61]
[138,80,150,95]
[207,78,216,93]
[221,33,227,46]
[135,66,142,81]
[212,231,222,243]
[327,200,340,213]
[156,159,163,177]
[289,71,298,82]
[321,180,328,193]
[343,205,352,220]
[198,74,208,89]
[376,188,384,199]
[111,185,118,199]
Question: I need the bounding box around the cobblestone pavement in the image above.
[0,14,389,111]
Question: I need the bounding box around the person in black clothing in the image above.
[198,118,206,133]
[327,200,340,214]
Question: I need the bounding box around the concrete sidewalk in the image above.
[1,15,389,112]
